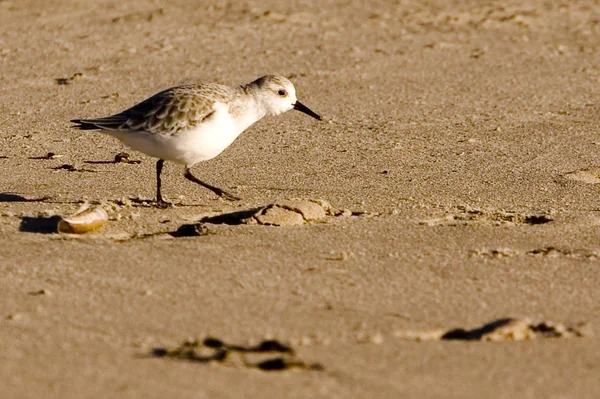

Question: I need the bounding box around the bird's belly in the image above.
[109,113,247,166]
[171,124,240,165]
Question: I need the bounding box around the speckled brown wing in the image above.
[72,84,235,136]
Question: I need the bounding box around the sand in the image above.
[1,0,600,397]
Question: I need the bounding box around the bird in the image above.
[71,75,322,208]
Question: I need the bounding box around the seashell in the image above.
[58,203,108,234]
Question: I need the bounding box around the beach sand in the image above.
[1,1,600,397]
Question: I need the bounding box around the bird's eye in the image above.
[277,89,286,96]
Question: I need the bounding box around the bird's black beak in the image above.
[293,101,322,121]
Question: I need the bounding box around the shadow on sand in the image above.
[0,193,50,203]
[19,216,60,234]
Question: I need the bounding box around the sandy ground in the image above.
[1,0,600,397]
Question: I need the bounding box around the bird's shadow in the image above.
[19,216,60,234]
[199,208,263,225]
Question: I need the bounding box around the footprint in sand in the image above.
[420,205,553,227]
[563,166,600,184]
[394,318,592,342]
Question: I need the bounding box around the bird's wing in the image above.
[72,84,233,136]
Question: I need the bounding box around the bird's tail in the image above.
[70,119,100,130]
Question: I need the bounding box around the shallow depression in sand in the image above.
[198,199,350,227]
[563,166,600,184]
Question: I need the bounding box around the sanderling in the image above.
[71,75,322,207]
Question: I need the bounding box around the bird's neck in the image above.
[240,83,272,117]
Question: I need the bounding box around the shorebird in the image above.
[71,75,322,207]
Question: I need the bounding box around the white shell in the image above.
[58,203,108,234]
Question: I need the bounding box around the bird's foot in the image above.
[155,198,173,208]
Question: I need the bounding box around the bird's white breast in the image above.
[111,102,262,167]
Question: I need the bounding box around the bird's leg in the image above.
[184,167,241,201]
[155,159,171,208]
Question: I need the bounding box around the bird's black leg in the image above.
[155,159,171,208]
[184,167,240,201]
